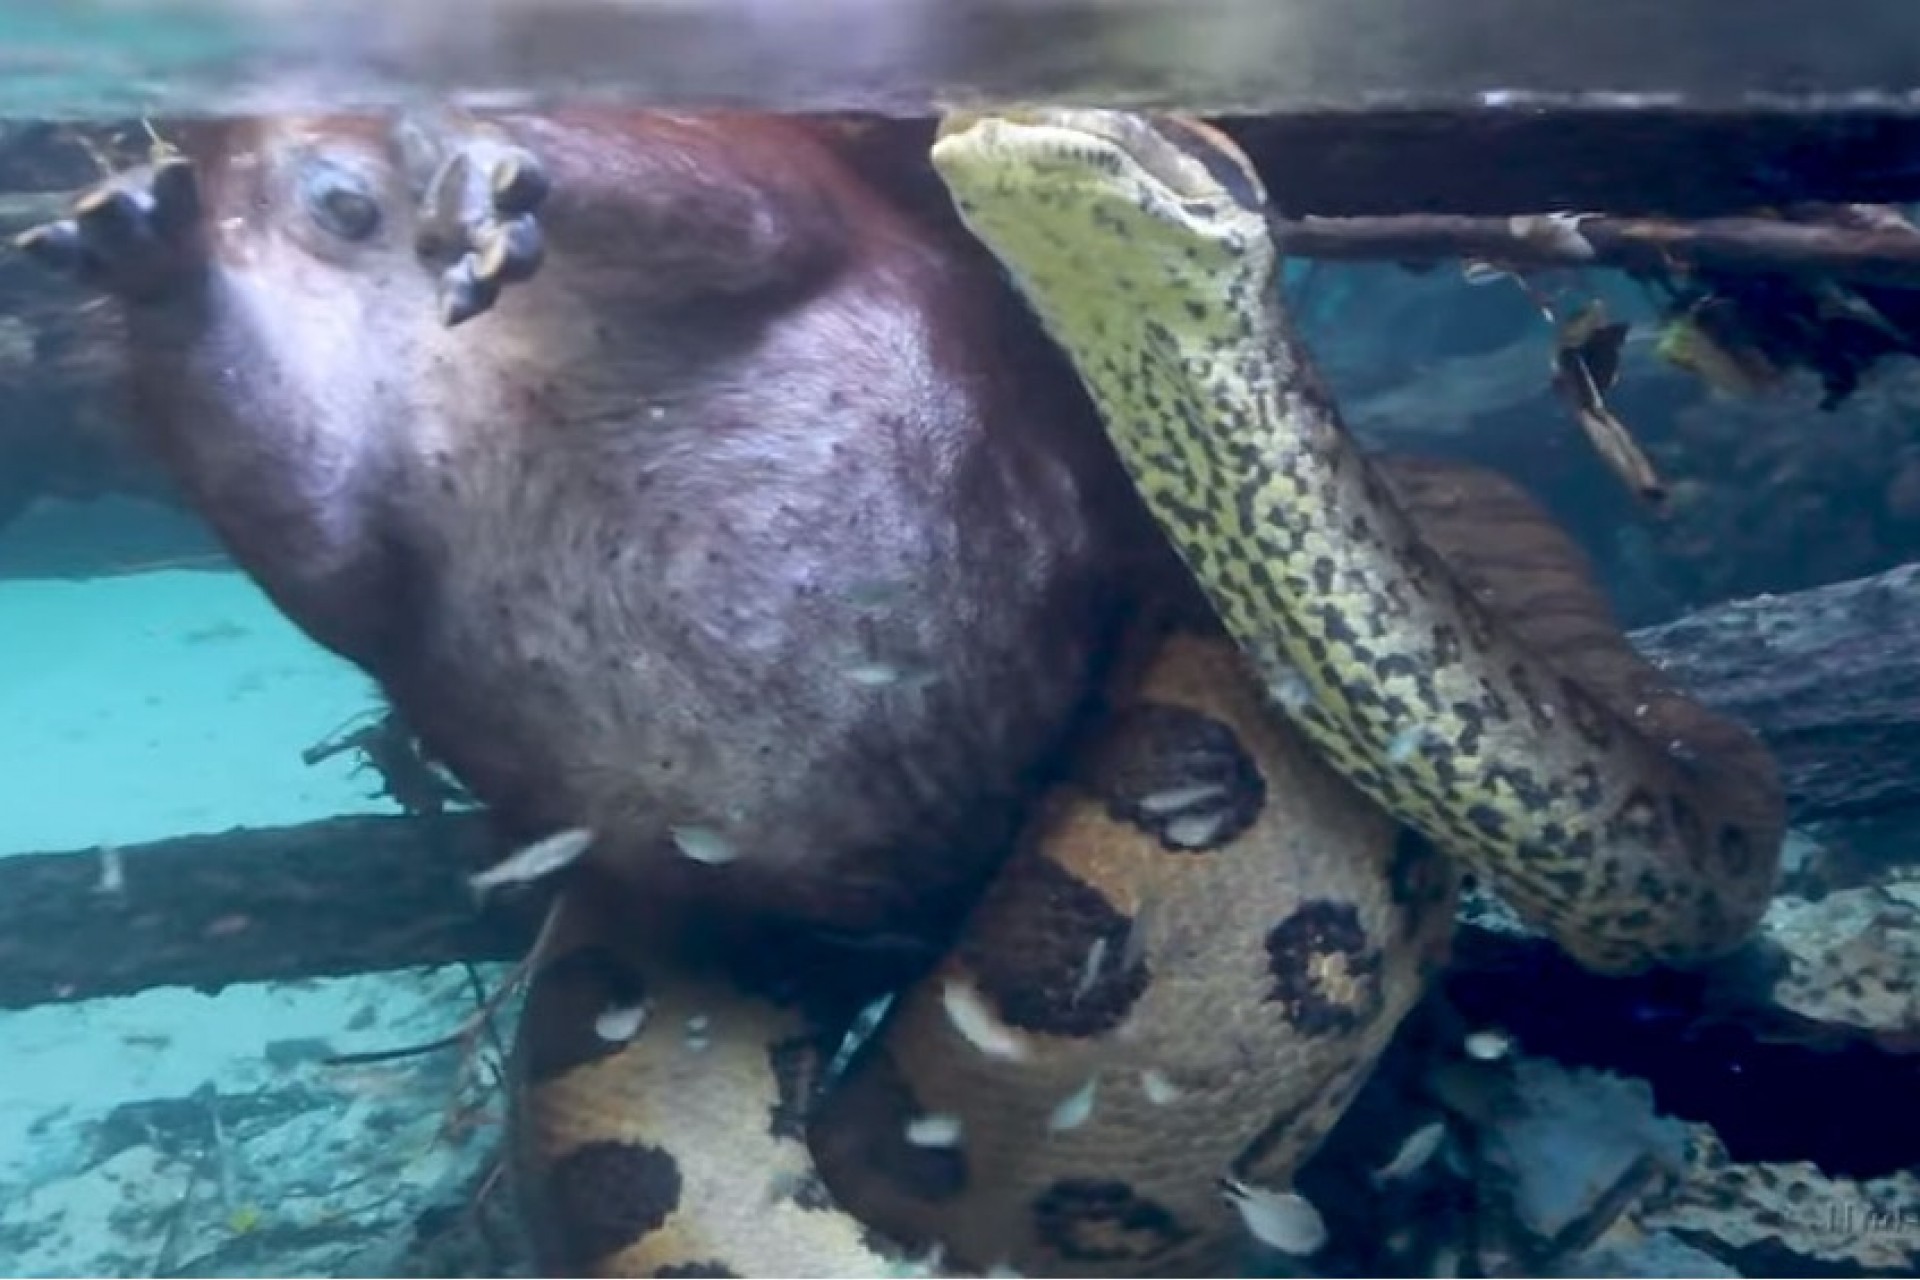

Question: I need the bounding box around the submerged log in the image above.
[0,813,537,1011]
[3,559,1920,1011]
[1632,561,1920,821]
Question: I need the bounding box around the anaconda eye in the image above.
[299,157,382,241]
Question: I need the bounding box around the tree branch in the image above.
[1271,211,1920,290]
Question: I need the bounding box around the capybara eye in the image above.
[300,157,382,242]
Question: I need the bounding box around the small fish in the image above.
[1119,898,1159,972]
[905,1112,964,1148]
[1138,782,1229,815]
[1140,1069,1184,1106]
[844,662,905,687]
[1221,1177,1327,1255]
[1386,725,1429,766]
[685,1013,711,1034]
[1463,1028,1513,1061]
[469,827,593,895]
[1371,1120,1448,1184]
[941,978,1030,1061]
[1461,258,1517,286]
[1048,1077,1099,1133]
[594,1001,649,1043]
[671,825,738,866]
[1072,938,1108,1003]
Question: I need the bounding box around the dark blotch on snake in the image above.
[1386,827,1456,939]
[1606,788,1668,846]
[957,851,1149,1037]
[1263,899,1386,1035]
[1031,1177,1197,1264]
[1073,700,1265,852]
[548,1140,682,1267]
[519,945,650,1084]
[766,1033,826,1142]
[1229,1100,1312,1182]
[832,1048,968,1203]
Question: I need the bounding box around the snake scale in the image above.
[508,110,1785,1276]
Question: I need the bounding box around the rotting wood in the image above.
[4,560,1920,1011]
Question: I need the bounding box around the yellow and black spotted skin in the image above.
[509,110,1787,1277]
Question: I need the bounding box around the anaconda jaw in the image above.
[931,109,1271,295]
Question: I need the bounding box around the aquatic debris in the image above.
[906,1112,964,1148]
[671,824,738,865]
[941,977,1030,1061]
[1509,212,1597,260]
[594,1001,649,1044]
[1140,1069,1184,1106]
[1655,297,1785,398]
[469,827,592,896]
[1372,1119,1449,1184]
[1221,1177,1328,1255]
[1048,1077,1099,1133]
[1465,1028,1514,1061]
[1550,299,1667,508]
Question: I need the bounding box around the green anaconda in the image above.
[927,110,1785,975]
[506,111,1785,1277]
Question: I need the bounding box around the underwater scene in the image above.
[4,3,1920,1277]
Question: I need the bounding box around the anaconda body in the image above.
[927,111,1786,976]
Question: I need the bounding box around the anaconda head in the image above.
[930,110,1275,346]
